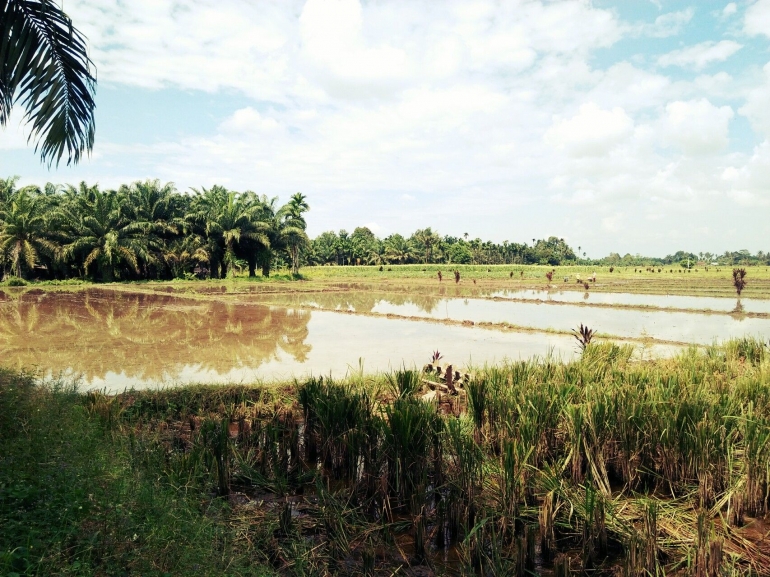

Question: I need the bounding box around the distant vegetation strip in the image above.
[2,177,768,284]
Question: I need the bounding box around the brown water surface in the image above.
[240,291,770,344]
[0,289,590,391]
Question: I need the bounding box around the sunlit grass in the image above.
[4,339,770,574]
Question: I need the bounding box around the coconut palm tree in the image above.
[411,228,440,264]
[58,185,148,282]
[1,0,96,165]
[383,234,413,264]
[0,188,57,278]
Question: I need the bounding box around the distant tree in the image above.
[123,180,184,278]
[336,230,352,266]
[187,186,270,278]
[411,228,440,263]
[447,242,472,264]
[350,226,378,265]
[310,231,340,265]
[383,234,413,264]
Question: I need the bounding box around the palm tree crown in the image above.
[58,185,148,282]
[0,188,56,278]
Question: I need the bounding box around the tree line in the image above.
[0,178,309,281]
[597,250,770,268]
[309,231,769,268]
[308,228,578,267]
[3,177,766,283]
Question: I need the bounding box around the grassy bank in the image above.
[4,264,770,299]
[0,372,276,576]
[302,264,770,299]
[2,340,770,575]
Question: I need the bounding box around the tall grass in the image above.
[4,339,770,574]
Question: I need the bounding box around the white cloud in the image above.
[218,108,281,134]
[641,8,695,37]
[658,40,742,70]
[0,111,31,150]
[545,103,634,157]
[602,212,624,232]
[663,99,734,154]
[723,3,738,17]
[745,0,770,36]
[299,0,411,96]
[720,140,770,206]
[739,62,770,137]
[692,71,734,96]
[584,63,671,111]
[9,0,770,255]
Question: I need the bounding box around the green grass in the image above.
[3,339,770,575]
[0,371,276,577]
[300,263,770,298]
[7,264,770,299]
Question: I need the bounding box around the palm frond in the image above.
[1,0,97,165]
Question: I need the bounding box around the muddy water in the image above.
[491,288,770,314]
[247,292,770,345]
[370,298,770,344]
[0,289,588,391]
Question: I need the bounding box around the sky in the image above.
[2,0,770,257]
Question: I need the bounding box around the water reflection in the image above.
[243,290,445,315]
[368,298,770,344]
[0,290,311,384]
[0,289,681,391]
[490,289,770,314]
[248,291,770,345]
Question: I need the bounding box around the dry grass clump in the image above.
[733,268,747,296]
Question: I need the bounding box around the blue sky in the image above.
[2,0,770,257]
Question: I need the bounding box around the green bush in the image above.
[3,276,27,286]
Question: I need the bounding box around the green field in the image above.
[299,263,770,298]
[9,263,766,300]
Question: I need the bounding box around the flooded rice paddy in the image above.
[1,285,768,391]
[244,290,770,343]
[491,288,770,313]
[0,289,578,390]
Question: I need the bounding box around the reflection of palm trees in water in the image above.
[249,290,444,315]
[0,290,311,382]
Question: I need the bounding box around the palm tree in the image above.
[163,234,210,279]
[280,193,310,275]
[58,186,148,282]
[412,227,440,263]
[383,234,413,264]
[0,188,57,278]
[0,176,20,208]
[123,180,184,278]
[1,0,96,165]
[187,186,270,278]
